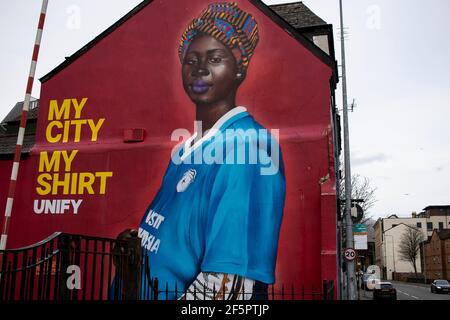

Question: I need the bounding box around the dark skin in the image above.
[114,34,246,298]
[182,34,246,132]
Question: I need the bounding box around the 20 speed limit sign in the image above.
[344,248,356,261]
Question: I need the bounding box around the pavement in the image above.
[358,289,372,301]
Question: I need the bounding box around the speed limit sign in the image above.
[344,248,356,261]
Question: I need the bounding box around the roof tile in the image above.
[269,2,327,29]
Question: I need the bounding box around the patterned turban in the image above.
[179,2,259,70]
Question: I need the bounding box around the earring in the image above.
[236,73,243,78]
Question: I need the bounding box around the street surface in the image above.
[359,281,450,301]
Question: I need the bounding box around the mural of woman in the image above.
[116,2,286,300]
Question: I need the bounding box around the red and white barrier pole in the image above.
[0,0,49,250]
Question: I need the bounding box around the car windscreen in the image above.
[436,280,449,285]
[380,284,393,289]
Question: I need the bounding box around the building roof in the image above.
[0,99,39,155]
[40,0,335,83]
[0,135,35,155]
[269,2,327,29]
[423,235,432,244]
[384,222,419,234]
[423,205,450,210]
[436,229,450,240]
[2,99,39,124]
[383,215,425,220]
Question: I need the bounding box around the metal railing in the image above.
[0,233,334,300]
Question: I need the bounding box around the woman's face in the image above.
[182,34,241,106]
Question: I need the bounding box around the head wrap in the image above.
[179,2,259,71]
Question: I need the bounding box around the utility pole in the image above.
[0,0,49,250]
[339,0,356,300]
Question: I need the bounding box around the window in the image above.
[427,222,433,231]
[380,283,393,289]
[439,222,444,230]
[417,222,422,228]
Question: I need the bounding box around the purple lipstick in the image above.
[191,80,211,94]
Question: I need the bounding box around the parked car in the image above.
[373,282,397,300]
[431,280,450,294]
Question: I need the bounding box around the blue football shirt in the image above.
[138,107,286,300]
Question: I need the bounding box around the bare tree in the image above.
[398,227,425,278]
[339,173,377,222]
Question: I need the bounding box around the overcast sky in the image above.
[1,0,449,220]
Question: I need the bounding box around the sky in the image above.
[1,0,449,220]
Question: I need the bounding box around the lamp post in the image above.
[339,0,356,300]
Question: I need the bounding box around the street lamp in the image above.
[339,0,357,300]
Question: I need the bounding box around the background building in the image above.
[374,207,450,280]
[0,99,39,160]
[374,215,426,280]
[423,229,450,281]
[417,206,450,236]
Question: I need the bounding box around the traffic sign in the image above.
[344,248,356,261]
[351,204,364,223]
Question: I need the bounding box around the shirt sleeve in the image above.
[200,139,286,284]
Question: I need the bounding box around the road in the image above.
[359,281,450,301]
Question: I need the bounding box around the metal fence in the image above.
[0,232,334,301]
